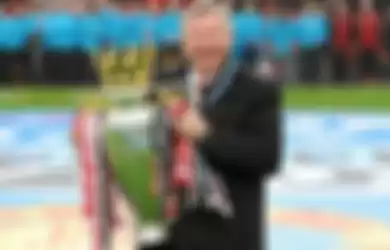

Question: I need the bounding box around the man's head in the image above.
[182,2,232,75]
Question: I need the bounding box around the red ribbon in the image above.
[166,100,195,189]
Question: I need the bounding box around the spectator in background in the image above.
[0,1,9,82]
[357,0,381,80]
[298,1,328,83]
[263,7,299,82]
[39,5,89,85]
[234,8,262,67]
[0,0,33,83]
[377,0,388,11]
[117,0,147,12]
[381,6,390,79]
[76,1,102,84]
[260,0,277,14]
[2,0,28,15]
[155,5,181,45]
[149,0,172,12]
[330,1,354,82]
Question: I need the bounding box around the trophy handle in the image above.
[74,110,114,250]
[93,112,115,250]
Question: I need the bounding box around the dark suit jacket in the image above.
[160,66,281,250]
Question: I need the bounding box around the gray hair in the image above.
[184,0,231,21]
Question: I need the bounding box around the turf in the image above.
[1,85,390,109]
[285,86,390,110]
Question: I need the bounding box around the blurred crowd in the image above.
[0,0,389,85]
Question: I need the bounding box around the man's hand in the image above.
[175,109,209,140]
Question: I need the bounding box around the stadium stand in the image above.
[0,0,389,85]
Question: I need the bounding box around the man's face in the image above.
[183,13,231,73]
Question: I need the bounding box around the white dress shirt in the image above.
[187,71,211,107]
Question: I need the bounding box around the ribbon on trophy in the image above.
[166,57,239,219]
[73,109,115,250]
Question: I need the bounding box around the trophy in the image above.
[74,41,190,250]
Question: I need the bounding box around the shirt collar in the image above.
[186,56,239,106]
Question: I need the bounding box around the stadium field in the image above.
[1,85,390,109]
[1,85,390,222]
[1,86,390,250]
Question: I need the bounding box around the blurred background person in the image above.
[234,6,262,68]
[76,0,103,85]
[262,3,299,82]
[356,0,381,81]
[1,0,390,85]
[39,4,87,84]
[297,1,328,83]
[0,0,33,83]
[330,1,355,83]
[381,6,390,79]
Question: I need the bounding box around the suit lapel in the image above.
[204,57,239,108]
[203,70,256,129]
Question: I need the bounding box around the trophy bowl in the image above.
[101,43,187,248]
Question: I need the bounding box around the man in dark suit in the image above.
[146,3,281,250]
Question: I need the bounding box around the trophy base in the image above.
[138,224,170,250]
